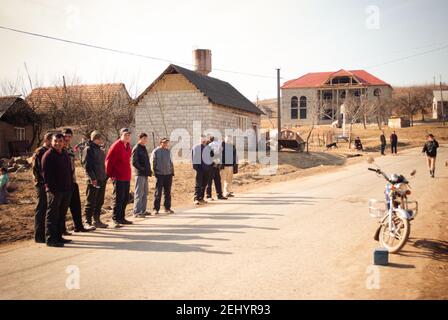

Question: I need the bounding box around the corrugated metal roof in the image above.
[135,64,263,115]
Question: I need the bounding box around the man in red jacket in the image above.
[105,128,133,228]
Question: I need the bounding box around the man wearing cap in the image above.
[132,133,152,218]
[150,138,174,214]
[83,130,108,228]
[105,128,133,228]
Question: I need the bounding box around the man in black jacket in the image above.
[132,133,152,218]
[390,131,398,154]
[31,132,52,243]
[62,128,92,234]
[422,134,439,178]
[83,131,109,228]
[42,133,73,247]
[380,131,387,155]
[192,135,212,205]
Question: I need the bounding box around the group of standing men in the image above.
[32,127,176,247]
[379,130,399,155]
[192,135,238,205]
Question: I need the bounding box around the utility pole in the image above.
[441,75,445,126]
[277,68,281,151]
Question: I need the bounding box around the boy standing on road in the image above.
[105,128,133,228]
[422,134,439,178]
[132,133,152,217]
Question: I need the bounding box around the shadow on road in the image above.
[398,237,448,262]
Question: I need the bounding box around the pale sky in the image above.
[1,0,447,100]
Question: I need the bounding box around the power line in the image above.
[367,43,448,69]
[0,25,277,79]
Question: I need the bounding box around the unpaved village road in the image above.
[0,146,447,299]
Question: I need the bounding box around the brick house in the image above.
[281,69,392,126]
[0,96,38,157]
[134,64,263,151]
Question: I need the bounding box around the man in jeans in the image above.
[62,128,93,233]
[83,131,108,228]
[31,132,52,243]
[42,133,73,247]
[132,133,152,218]
[105,128,133,228]
[151,138,174,214]
[192,135,213,205]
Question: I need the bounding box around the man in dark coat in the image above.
[380,131,387,155]
[31,132,52,243]
[132,133,152,217]
[41,133,73,247]
[83,131,108,228]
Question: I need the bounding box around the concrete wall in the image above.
[135,73,261,154]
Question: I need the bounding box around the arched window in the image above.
[291,96,298,119]
[374,88,381,97]
[299,96,307,119]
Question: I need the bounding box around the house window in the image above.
[236,115,248,131]
[374,88,381,97]
[15,127,26,141]
[299,96,307,119]
[291,96,298,119]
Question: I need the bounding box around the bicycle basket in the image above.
[368,199,387,218]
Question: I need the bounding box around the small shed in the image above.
[0,96,38,157]
[388,117,410,129]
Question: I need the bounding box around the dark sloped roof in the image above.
[0,96,21,119]
[0,95,37,125]
[136,64,263,115]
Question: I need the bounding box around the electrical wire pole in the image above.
[277,68,281,151]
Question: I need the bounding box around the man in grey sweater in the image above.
[150,138,174,215]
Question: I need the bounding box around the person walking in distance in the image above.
[105,128,133,228]
[132,133,152,218]
[31,132,52,243]
[422,134,439,178]
[83,131,108,229]
[390,131,398,155]
[62,128,93,233]
[380,131,387,155]
[221,135,238,198]
[206,136,227,201]
[192,135,213,205]
[41,133,73,247]
[151,138,175,215]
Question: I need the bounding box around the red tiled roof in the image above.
[282,69,390,88]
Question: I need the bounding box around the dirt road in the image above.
[0,146,447,299]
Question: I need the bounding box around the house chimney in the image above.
[193,49,212,76]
